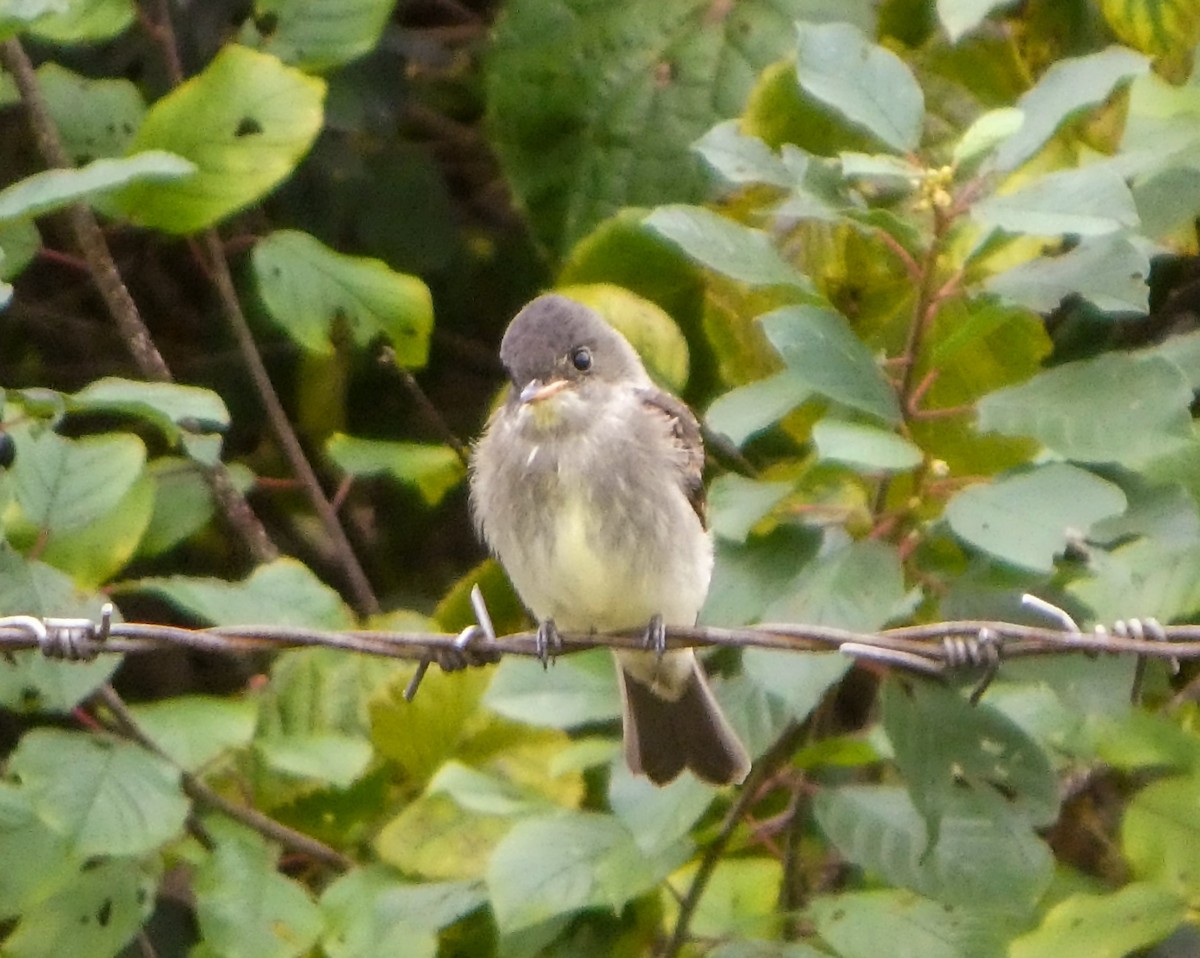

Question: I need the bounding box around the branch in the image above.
[0,37,278,566]
[95,685,352,871]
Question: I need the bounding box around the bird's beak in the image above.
[519,378,570,405]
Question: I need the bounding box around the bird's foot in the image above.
[643,613,666,660]
[535,618,562,670]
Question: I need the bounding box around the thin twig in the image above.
[662,722,809,957]
[198,231,381,615]
[0,38,278,564]
[381,347,472,467]
[95,685,352,871]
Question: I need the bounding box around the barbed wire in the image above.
[0,593,1190,704]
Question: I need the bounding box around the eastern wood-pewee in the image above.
[470,294,751,785]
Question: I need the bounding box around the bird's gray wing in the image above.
[638,387,707,528]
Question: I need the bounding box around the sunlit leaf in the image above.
[945,463,1127,572]
[985,234,1150,314]
[325,435,462,506]
[10,729,187,857]
[977,353,1193,464]
[246,0,394,71]
[794,21,924,152]
[815,785,1052,908]
[644,205,814,291]
[254,230,433,365]
[116,45,325,232]
[0,152,193,223]
[1009,883,1186,958]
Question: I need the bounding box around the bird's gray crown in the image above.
[499,294,648,389]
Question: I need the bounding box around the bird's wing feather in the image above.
[638,388,707,528]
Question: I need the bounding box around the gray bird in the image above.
[470,293,751,785]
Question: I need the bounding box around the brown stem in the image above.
[661,721,808,957]
[199,231,381,615]
[96,685,352,871]
[0,38,277,562]
[381,347,472,467]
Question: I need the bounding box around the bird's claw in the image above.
[643,614,666,660]
[535,618,561,670]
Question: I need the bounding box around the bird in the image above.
[469,293,751,786]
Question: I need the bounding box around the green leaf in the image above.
[0,784,76,920]
[812,418,923,472]
[708,474,794,542]
[138,458,218,557]
[0,151,194,223]
[810,889,1015,958]
[34,63,144,164]
[704,372,814,447]
[1069,538,1200,623]
[644,205,814,291]
[764,539,910,631]
[9,728,187,857]
[9,426,145,531]
[952,107,1026,167]
[370,661,491,784]
[486,811,681,933]
[39,469,154,586]
[759,305,901,423]
[0,547,119,712]
[973,165,1140,236]
[246,0,394,71]
[668,857,784,939]
[0,0,69,41]
[320,868,483,958]
[26,0,133,44]
[428,761,553,817]
[253,230,433,364]
[937,0,1020,42]
[793,21,924,152]
[319,870,466,958]
[0,858,158,958]
[882,679,1061,830]
[128,557,355,629]
[116,45,325,233]
[375,793,511,880]
[692,120,793,188]
[945,463,1127,573]
[194,820,323,958]
[1099,0,1200,60]
[131,695,257,773]
[607,762,712,854]
[326,434,462,506]
[262,646,400,752]
[0,218,40,281]
[977,353,1194,464]
[1009,883,1186,958]
[71,376,231,445]
[486,0,866,255]
[994,47,1150,171]
[743,650,850,718]
[1121,774,1200,895]
[484,649,622,729]
[257,734,373,788]
[703,525,822,627]
[985,234,1150,314]
[815,785,1053,909]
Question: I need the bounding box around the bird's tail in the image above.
[617,649,751,786]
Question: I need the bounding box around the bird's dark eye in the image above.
[571,347,592,372]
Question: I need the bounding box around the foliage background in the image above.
[3,0,1200,956]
